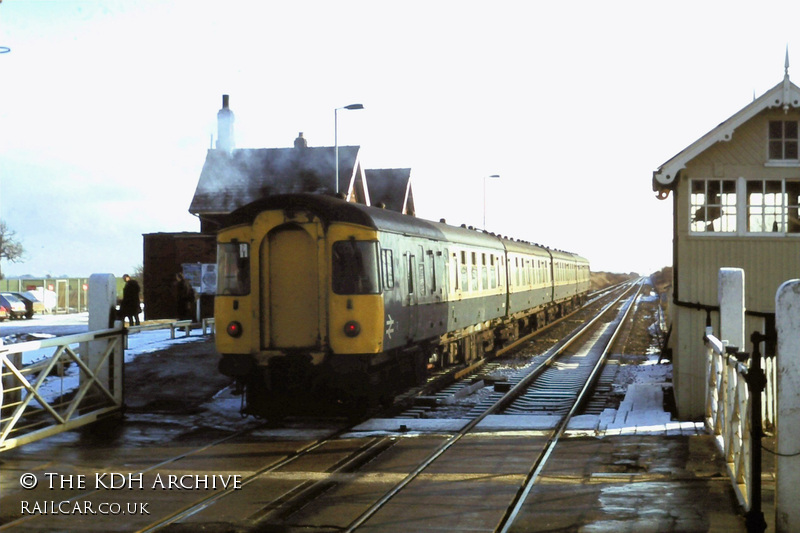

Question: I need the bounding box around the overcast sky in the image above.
[0,1,798,277]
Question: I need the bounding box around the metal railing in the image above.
[1,326,125,452]
[704,326,753,511]
[123,318,215,348]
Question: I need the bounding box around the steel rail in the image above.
[390,289,617,414]
[495,279,644,533]
[245,437,397,524]
[342,282,636,532]
[0,422,265,532]
[153,289,630,530]
[136,422,378,532]
[45,283,632,533]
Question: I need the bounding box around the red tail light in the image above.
[226,321,243,338]
[343,321,361,337]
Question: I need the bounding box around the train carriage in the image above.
[215,193,590,414]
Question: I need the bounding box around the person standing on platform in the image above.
[120,274,141,326]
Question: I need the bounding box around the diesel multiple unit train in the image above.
[215,193,590,414]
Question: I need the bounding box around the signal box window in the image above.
[746,179,800,233]
[217,242,250,295]
[747,180,783,232]
[332,241,380,295]
[788,181,800,233]
[690,179,737,233]
[769,120,799,160]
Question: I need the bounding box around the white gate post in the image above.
[775,280,800,533]
[718,268,745,351]
[82,274,122,402]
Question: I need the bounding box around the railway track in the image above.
[0,280,646,532]
[163,281,640,531]
[343,280,643,532]
[152,282,641,532]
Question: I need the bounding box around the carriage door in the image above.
[265,225,320,348]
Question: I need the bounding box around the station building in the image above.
[652,58,800,418]
[142,96,415,319]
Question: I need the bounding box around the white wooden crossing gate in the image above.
[0,273,124,452]
[0,326,124,451]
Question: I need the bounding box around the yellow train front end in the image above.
[215,199,385,414]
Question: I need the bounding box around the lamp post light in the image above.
[483,174,500,229]
[334,103,364,195]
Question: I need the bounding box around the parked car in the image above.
[9,291,42,319]
[0,304,8,321]
[0,293,28,319]
[28,288,56,314]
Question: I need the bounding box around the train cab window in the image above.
[332,240,381,295]
[217,242,250,295]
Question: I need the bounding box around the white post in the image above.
[82,274,122,400]
[0,337,3,411]
[718,268,745,351]
[775,279,800,533]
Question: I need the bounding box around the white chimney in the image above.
[216,94,235,153]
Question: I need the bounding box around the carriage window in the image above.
[471,252,478,291]
[407,254,415,294]
[217,242,250,295]
[460,251,469,292]
[427,251,437,293]
[332,240,380,295]
[381,249,394,289]
[450,252,458,293]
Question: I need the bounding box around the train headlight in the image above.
[226,321,243,338]
[343,320,361,337]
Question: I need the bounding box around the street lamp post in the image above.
[483,174,500,229]
[335,103,364,195]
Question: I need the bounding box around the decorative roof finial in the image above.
[783,46,792,113]
[786,45,790,77]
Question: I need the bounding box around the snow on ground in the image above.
[2,312,212,410]
[1,312,201,366]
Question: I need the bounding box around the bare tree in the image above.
[0,221,25,280]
